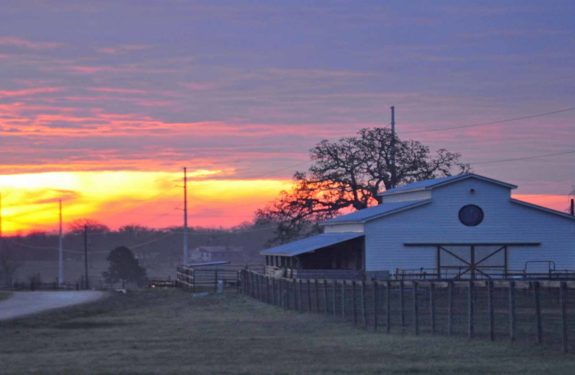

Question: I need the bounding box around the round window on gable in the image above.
[458,205,484,226]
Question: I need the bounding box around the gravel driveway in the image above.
[0,291,106,321]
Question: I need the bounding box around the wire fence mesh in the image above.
[240,271,575,353]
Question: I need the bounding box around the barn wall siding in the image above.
[323,223,364,233]
[380,189,431,203]
[361,179,575,273]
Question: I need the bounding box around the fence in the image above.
[239,270,575,353]
[177,264,264,292]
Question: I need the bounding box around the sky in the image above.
[0,0,574,234]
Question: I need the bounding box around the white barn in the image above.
[262,173,575,280]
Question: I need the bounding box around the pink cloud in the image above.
[89,87,148,95]
[96,44,151,54]
[0,87,60,98]
[0,36,63,50]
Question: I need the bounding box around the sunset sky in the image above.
[1,1,574,235]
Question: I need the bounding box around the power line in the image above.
[403,106,575,135]
[472,149,575,166]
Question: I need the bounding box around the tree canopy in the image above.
[256,127,469,244]
[103,246,147,287]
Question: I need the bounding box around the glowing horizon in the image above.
[0,170,571,236]
[0,170,293,236]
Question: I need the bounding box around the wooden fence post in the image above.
[560,282,569,353]
[386,281,391,333]
[468,280,474,339]
[307,280,312,312]
[298,279,304,312]
[413,281,419,335]
[323,280,329,314]
[292,279,297,311]
[447,281,454,336]
[509,281,516,342]
[533,281,542,344]
[361,280,368,329]
[341,281,346,320]
[429,283,436,335]
[373,281,379,331]
[332,280,337,317]
[400,281,406,331]
[487,280,495,341]
[314,279,321,313]
[352,281,358,326]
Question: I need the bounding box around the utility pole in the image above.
[390,106,397,189]
[0,192,3,239]
[58,199,64,286]
[0,193,3,253]
[83,224,89,289]
[183,167,189,265]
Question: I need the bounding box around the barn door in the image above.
[437,245,507,279]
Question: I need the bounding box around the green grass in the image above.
[0,291,12,302]
[1,290,575,374]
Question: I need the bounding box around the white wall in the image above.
[324,223,364,233]
[380,190,431,203]
[364,178,575,273]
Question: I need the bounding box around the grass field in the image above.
[1,290,575,374]
[0,291,12,302]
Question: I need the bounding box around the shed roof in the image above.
[323,199,431,225]
[260,232,364,257]
[381,173,517,196]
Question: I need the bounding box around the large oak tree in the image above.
[256,127,469,244]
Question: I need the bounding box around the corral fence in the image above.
[240,270,575,353]
[177,264,264,292]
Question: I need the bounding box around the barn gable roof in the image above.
[511,199,575,221]
[322,199,432,225]
[381,173,517,196]
[261,232,364,256]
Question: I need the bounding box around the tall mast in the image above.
[58,199,64,286]
[390,106,397,188]
[0,192,3,239]
[183,167,189,265]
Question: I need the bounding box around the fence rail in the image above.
[239,270,575,353]
[176,264,264,291]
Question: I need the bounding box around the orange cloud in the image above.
[0,171,291,235]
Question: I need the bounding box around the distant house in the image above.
[261,173,575,280]
[190,246,246,263]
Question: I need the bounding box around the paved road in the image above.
[0,291,106,321]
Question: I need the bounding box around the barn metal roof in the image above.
[260,232,364,257]
[323,199,432,225]
[381,173,517,196]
